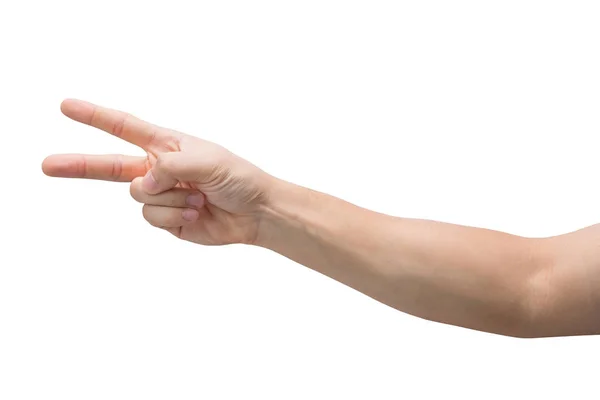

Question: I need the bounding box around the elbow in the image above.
[479,238,558,339]
[514,235,600,339]
[511,237,561,339]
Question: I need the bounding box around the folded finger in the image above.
[130,177,205,208]
[142,205,200,228]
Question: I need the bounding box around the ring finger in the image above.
[130,177,205,208]
[142,204,200,228]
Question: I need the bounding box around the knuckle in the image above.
[155,152,177,172]
[111,154,124,182]
[76,154,88,178]
[112,112,130,138]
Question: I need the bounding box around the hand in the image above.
[42,99,276,245]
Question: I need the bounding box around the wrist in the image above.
[253,178,309,248]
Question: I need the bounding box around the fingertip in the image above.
[60,98,94,124]
[41,156,53,176]
[186,192,205,208]
[182,208,200,222]
[41,154,62,177]
[60,98,77,113]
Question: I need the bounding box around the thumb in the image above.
[142,151,210,194]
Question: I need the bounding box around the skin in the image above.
[43,99,600,338]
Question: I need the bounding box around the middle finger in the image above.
[130,177,205,208]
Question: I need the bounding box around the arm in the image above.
[44,99,600,339]
[255,178,600,338]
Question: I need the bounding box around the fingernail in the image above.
[186,193,205,208]
[142,170,159,192]
[182,209,199,221]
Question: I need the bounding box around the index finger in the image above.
[60,99,168,149]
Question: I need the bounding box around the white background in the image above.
[1,1,600,399]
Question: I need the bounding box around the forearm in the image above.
[256,179,562,337]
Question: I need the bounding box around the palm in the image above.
[43,99,263,245]
[153,136,264,245]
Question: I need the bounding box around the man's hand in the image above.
[42,99,275,245]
